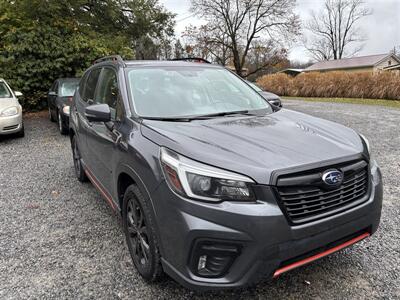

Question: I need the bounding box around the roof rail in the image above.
[94,55,125,66]
[170,57,212,64]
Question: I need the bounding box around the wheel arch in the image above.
[116,164,155,215]
[116,164,164,255]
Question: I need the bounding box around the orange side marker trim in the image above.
[273,232,370,278]
[84,168,117,211]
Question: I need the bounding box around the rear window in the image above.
[0,82,12,98]
[60,81,79,97]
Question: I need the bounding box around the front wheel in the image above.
[123,185,163,282]
[71,135,87,182]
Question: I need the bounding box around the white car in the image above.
[0,79,24,137]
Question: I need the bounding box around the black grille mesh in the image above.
[276,160,370,225]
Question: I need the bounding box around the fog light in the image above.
[190,240,241,278]
[198,255,207,270]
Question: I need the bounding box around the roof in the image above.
[281,68,304,73]
[280,68,304,74]
[305,53,399,72]
[383,64,400,71]
[124,60,220,68]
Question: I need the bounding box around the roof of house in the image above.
[305,53,399,72]
[280,68,304,73]
[383,64,400,71]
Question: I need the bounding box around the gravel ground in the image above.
[0,101,399,299]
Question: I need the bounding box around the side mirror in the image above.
[85,104,111,123]
[268,99,283,109]
[48,91,57,96]
[14,91,23,97]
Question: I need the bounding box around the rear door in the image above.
[73,68,101,163]
[85,66,125,195]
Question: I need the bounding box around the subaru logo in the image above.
[322,170,343,186]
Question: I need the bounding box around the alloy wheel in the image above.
[126,198,151,267]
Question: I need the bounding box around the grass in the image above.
[282,96,400,109]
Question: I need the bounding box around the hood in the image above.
[0,97,18,111]
[141,109,364,184]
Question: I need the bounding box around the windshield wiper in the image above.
[141,110,257,122]
[193,110,252,118]
[141,116,194,122]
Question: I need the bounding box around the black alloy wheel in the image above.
[123,185,163,281]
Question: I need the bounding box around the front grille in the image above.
[3,124,19,131]
[276,160,370,225]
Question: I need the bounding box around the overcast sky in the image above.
[160,0,400,62]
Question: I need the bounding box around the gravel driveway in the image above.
[0,101,399,299]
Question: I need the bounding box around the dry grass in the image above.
[282,96,400,109]
[257,71,400,100]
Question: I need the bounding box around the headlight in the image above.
[0,106,19,117]
[63,105,70,116]
[160,148,256,202]
[360,134,371,155]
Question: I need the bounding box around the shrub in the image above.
[256,71,400,100]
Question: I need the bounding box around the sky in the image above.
[160,0,400,62]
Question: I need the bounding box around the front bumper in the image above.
[152,161,383,291]
[0,113,23,135]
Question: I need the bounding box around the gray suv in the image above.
[69,56,382,291]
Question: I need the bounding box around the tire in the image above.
[71,135,87,182]
[49,106,55,122]
[58,111,68,135]
[123,185,163,282]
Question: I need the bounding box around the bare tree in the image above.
[181,24,232,65]
[190,0,300,76]
[305,0,372,61]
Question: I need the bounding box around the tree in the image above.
[305,0,372,61]
[0,0,175,110]
[181,24,231,65]
[190,0,300,76]
[174,39,185,59]
[245,40,289,79]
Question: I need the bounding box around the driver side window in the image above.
[94,67,124,121]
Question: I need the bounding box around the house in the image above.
[304,53,400,73]
[279,68,304,76]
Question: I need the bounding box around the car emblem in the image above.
[322,170,343,186]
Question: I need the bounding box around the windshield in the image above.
[60,81,79,97]
[0,82,12,98]
[246,81,263,93]
[127,67,272,118]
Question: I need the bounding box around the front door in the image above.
[85,66,125,196]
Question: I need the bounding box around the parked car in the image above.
[48,78,79,134]
[0,78,24,137]
[69,56,382,291]
[246,80,282,107]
